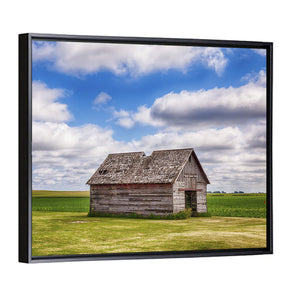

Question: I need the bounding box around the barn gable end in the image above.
[173,152,208,213]
[87,148,209,216]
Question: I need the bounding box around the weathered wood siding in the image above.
[196,182,207,213]
[173,181,185,213]
[90,183,173,216]
[173,153,208,213]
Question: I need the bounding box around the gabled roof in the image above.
[86,148,209,185]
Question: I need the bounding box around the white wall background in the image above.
[1,1,299,299]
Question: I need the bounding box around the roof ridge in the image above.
[108,151,145,156]
[151,148,194,153]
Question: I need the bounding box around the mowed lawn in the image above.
[32,191,267,256]
[32,211,266,256]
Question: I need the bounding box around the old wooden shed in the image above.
[86,148,210,216]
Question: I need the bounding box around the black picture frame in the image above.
[19,33,273,263]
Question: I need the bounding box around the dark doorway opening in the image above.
[185,191,197,216]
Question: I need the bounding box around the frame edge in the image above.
[266,43,273,254]
[19,33,32,263]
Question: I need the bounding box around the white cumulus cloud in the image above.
[93,92,112,110]
[32,81,72,123]
[32,120,135,190]
[114,71,266,130]
[32,41,228,77]
[93,92,111,105]
[252,49,266,56]
[129,127,243,153]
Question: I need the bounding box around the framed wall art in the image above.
[19,33,273,263]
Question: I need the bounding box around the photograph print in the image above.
[30,37,270,258]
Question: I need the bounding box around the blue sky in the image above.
[32,41,267,192]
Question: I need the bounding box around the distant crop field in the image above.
[32,190,90,212]
[32,191,267,218]
[207,193,267,218]
[32,197,90,212]
[32,190,89,197]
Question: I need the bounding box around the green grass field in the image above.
[31,191,267,256]
[32,211,266,256]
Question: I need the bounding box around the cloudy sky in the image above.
[32,40,267,192]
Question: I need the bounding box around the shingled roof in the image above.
[86,148,209,185]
